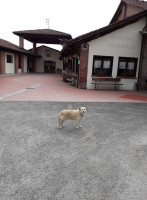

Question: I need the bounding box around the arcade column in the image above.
[21,55,24,73]
[0,51,5,74]
[32,58,37,73]
[15,54,19,73]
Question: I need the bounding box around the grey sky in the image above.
[1,0,120,50]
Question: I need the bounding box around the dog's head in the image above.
[79,107,86,115]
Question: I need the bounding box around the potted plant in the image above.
[122,72,128,78]
[98,69,105,77]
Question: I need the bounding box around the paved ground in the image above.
[0,74,147,199]
[0,102,147,200]
[0,74,147,102]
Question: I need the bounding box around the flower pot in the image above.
[98,73,105,77]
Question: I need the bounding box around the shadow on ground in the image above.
[0,102,147,200]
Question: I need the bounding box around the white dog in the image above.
[58,107,86,128]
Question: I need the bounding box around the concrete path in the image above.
[0,102,147,200]
[0,74,147,102]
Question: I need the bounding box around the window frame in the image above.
[92,55,113,77]
[6,54,13,63]
[45,50,51,57]
[117,57,138,78]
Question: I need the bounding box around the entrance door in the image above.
[44,61,56,73]
[27,57,33,73]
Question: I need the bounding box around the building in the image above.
[61,0,147,91]
[0,29,72,75]
[30,45,63,73]
[0,38,40,74]
[13,29,72,74]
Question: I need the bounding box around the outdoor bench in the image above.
[91,77,123,90]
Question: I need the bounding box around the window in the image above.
[117,57,137,78]
[76,57,79,74]
[45,50,51,57]
[92,56,113,76]
[37,49,41,55]
[7,55,13,63]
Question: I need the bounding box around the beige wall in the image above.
[36,46,62,73]
[87,18,146,90]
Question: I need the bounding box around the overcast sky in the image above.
[1,0,120,50]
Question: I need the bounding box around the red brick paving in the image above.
[0,74,147,102]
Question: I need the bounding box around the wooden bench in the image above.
[91,77,123,90]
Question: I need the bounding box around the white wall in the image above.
[5,52,15,74]
[87,18,146,90]
[5,53,28,74]
[36,46,63,73]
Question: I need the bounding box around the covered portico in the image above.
[13,29,72,73]
[13,29,72,51]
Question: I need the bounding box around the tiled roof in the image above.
[34,45,61,52]
[63,10,147,48]
[13,29,72,44]
[0,38,40,57]
[123,0,147,9]
[110,0,147,24]
[13,29,72,38]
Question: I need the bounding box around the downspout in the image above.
[137,33,144,90]
[137,16,147,90]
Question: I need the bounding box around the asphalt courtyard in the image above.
[0,74,147,200]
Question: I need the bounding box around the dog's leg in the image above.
[59,124,63,128]
[75,120,80,128]
[58,114,66,128]
[59,122,64,128]
[58,122,62,129]
[78,121,82,128]
[58,117,64,128]
[79,121,82,128]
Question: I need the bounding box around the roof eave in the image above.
[66,10,147,49]
[0,46,40,57]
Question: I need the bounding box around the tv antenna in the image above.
[46,18,49,29]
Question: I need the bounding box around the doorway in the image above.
[44,61,56,73]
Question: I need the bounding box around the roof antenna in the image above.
[46,18,49,29]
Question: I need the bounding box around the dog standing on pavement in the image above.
[58,107,86,128]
